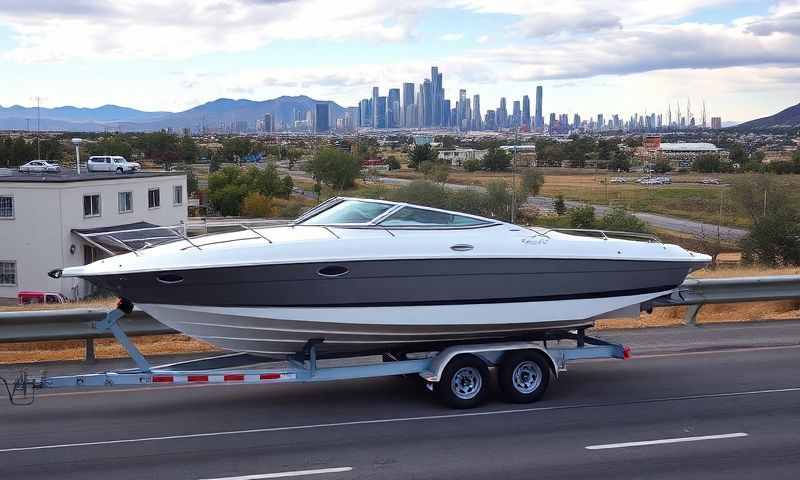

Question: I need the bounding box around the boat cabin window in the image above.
[379,206,488,227]
[301,200,393,225]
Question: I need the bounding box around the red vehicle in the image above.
[17,291,68,305]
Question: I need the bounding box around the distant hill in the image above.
[733,102,800,131]
[0,96,348,132]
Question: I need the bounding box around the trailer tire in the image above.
[498,350,550,404]
[435,354,490,409]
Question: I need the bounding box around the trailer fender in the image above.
[420,342,559,383]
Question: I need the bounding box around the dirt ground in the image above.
[2,267,798,364]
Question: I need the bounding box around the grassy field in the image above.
[1,266,798,364]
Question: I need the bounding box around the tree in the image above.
[484,180,515,221]
[286,148,304,169]
[553,194,567,215]
[185,168,199,195]
[407,144,437,169]
[305,147,361,191]
[281,175,294,197]
[208,164,289,215]
[422,162,449,184]
[567,205,595,228]
[179,135,199,163]
[728,144,746,165]
[653,158,672,173]
[463,158,481,172]
[137,132,180,170]
[693,154,722,173]
[88,136,133,158]
[730,174,791,223]
[481,147,511,171]
[388,180,449,209]
[521,169,545,196]
[741,211,800,267]
[241,192,275,217]
[387,157,401,170]
[598,208,648,233]
[607,152,631,172]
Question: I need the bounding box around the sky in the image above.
[1,0,800,122]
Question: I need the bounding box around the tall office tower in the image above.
[315,103,330,133]
[612,114,620,130]
[548,112,557,133]
[457,89,467,129]
[463,98,472,131]
[573,113,581,129]
[534,85,543,130]
[711,117,722,129]
[650,113,657,130]
[431,66,440,127]
[512,100,521,127]
[522,95,531,129]
[359,99,371,127]
[498,97,507,129]
[442,99,451,127]
[374,96,387,129]
[450,107,457,127]
[402,83,415,127]
[422,79,433,127]
[472,94,481,130]
[263,113,273,133]
[387,88,400,128]
[485,110,496,130]
[657,114,663,129]
[597,114,604,131]
[416,83,425,127]
[371,87,379,128]
[437,73,444,125]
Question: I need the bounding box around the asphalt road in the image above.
[2,322,800,480]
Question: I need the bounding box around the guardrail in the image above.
[1,275,799,362]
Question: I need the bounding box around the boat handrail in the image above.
[539,228,663,243]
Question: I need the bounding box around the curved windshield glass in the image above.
[301,200,393,225]
[379,206,490,227]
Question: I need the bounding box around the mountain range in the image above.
[0,96,347,132]
[731,102,800,131]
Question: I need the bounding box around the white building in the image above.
[657,143,730,170]
[437,148,487,167]
[0,171,187,302]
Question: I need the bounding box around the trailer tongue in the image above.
[2,305,629,409]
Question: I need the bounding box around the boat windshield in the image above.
[301,200,393,225]
[379,206,490,227]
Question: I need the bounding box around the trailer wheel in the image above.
[498,350,550,403]
[435,354,490,409]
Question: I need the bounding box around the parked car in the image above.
[87,156,141,173]
[702,177,721,185]
[609,177,627,184]
[17,291,68,305]
[18,160,60,173]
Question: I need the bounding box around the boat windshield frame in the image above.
[293,197,502,230]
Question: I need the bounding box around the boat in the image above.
[56,197,711,359]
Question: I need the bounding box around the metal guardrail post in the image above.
[683,305,703,326]
[85,338,96,363]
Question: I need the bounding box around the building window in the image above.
[83,194,101,217]
[0,261,16,286]
[118,191,133,213]
[148,188,160,209]
[83,245,102,265]
[173,185,183,205]
[0,196,13,218]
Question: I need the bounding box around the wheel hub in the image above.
[512,361,542,394]
[451,366,482,400]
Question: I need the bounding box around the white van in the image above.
[87,156,141,173]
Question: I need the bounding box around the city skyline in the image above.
[1,1,799,121]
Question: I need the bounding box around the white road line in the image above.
[586,432,749,450]
[199,466,352,480]
[0,386,796,454]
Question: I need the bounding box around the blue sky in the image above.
[1,0,799,122]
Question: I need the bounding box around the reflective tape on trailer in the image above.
[149,373,297,384]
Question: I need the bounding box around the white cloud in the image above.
[441,33,464,41]
[476,34,489,43]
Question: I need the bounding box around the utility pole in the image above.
[511,126,518,223]
[36,96,41,159]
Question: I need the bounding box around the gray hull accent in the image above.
[87,257,693,308]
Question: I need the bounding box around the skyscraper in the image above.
[597,114,604,131]
[512,100,521,127]
[387,88,400,129]
[573,113,581,129]
[472,94,481,130]
[371,87,379,128]
[522,95,530,130]
[458,89,467,130]
[402,82,415,128]
[263,113,273,133]
[534,86,543,131]
[359,99,371,128]
[442,99,451,127]
[315,103,330,133]
[548,112,556,133]
[375,96,387,129]
[431,66,440,127]
[422,79,432,127]
[498,97,507,129]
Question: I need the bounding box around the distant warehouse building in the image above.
[657,143,729,170]
[0,171,187,303]
[438,148,487,167]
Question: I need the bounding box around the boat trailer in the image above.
[2,306,630,408]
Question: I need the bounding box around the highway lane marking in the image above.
[0,387,798,454]
[199,466,352,479]
[585,432,748,450]
[26,343,800,399]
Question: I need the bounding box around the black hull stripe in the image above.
[212,284,676,309]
